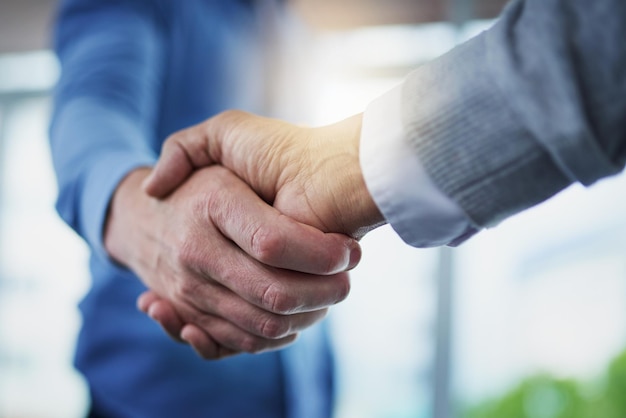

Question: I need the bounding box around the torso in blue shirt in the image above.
[50,1,334,417]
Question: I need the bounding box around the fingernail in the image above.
[147,304,158,320]
[137,298,147,313]
[180,327,192,344]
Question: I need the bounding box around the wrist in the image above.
[104,167,153,267]
[318,114,385,238]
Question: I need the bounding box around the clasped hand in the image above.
[106,111,384,359]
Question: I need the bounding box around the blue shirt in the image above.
[49,1,334,417]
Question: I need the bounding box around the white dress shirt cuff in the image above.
[360,84,478,247]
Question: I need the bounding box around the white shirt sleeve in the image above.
[359,84,478,247]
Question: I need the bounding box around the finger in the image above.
[169,166,353,316]
[206,246,353,315]
[138,290,185,342]
[177,306,300,355]
[180,324,239,360]
[171,275,330,339]
[137,290,160,313]
[208,167,361,275]
[239,212,362,275]
[148,301,185,343]
[186,221,352,315]
[139,291,235,355]
[140,289,298,356]
[181,318,298,358]
[143,123,214,198]
[192,289,330,340]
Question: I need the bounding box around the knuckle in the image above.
[174,226,210,271]
[250,224,285,265]
[161,132,180,150]
[173,277,200,301]
[261,282,298,314]
[218,109,247,122]
[210,110,247,136]
[257,314,289,339]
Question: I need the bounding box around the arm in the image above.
[140,0,626,352]
[146,0,626,245]
[398,0,626,230]
[50,0,164,257]
[50,0,359,358]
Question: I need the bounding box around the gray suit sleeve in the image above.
[402,0,626,228]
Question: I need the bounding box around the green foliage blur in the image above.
[462,349,626,418]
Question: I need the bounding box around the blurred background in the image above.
[1,1,626,417]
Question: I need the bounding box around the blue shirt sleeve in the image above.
[50,0,166,261]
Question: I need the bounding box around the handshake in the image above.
[104,111,387,359]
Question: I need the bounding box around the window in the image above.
[0,51,89,418]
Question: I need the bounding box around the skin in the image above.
[104,162,362,359]
[139,110,387,358]
[144,111,384,236]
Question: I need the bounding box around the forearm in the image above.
[51,100,156,258]
[104,167,155,270]
[401,0,626,228]
[50,0,163,255]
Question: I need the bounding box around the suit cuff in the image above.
[360,84,477,247]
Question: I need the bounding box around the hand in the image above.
[105,165,359,359]
[144,111,385,238]
[138,111,386,358]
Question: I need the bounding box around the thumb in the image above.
[143,123,215,198]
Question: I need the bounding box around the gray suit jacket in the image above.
[402,0,625,228]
